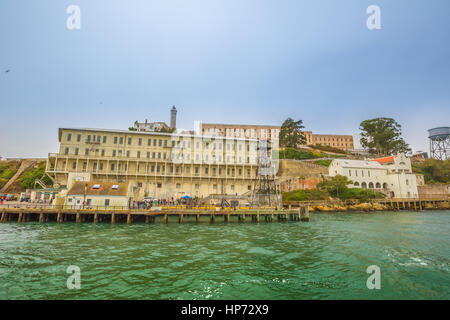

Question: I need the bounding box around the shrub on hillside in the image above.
[314,159,332,167]
[309,144,348,154]
[0,162,19,189]
[279,148,323,160]
[282,189,329,201]
[412,159,450,183]
[338,188,385,202]
[19,163,52,190]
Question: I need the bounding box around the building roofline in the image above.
[58,128,260,142]
[201,123,281,128]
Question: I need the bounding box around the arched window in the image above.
[361,182,367,189]
[383,183,388,189]
[375,182,381,189]
[369,182,374,189]
[354,182,360,187]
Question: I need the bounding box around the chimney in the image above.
[170,105,177,129]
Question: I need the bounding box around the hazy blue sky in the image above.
[1,0,449,157]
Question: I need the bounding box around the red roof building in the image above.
[371,155,396,164]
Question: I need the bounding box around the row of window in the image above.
[66,161,256,176]
[62,147,256,162]
[355,182,387,189]
[313,136,353,142]
[66,133,258,150]
[348,170,372,178]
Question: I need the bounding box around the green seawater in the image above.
[0,210,449,300]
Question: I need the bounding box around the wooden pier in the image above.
[0,207,310,224]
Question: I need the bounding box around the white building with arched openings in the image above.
[328,153,419,199]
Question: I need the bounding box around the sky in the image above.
[0,0,449,158]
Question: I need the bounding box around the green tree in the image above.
[317,175,353,198]
[279,118,306,148]
[359,118,411,156]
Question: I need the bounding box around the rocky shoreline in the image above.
[308,202,450,212]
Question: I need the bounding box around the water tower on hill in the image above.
[428,127,450,160]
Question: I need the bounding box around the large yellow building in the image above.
[46,128,267,200]
[200,123,354,151]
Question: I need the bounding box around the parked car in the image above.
[5,194,17,201]
[0,194,7,200]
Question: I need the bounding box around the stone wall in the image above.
[277,159,328,178]
[277,159,327,191]
[418,184,450,199]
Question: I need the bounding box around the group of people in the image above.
[134,197,197,209]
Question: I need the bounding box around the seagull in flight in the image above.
[5,70,10,73]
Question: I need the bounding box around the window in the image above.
[77,134,81,142]
[111,163,115,171]
[85,148,89,156]
[112,150,116,157]
[213,184,217,190]
[176,183,181,189]
[137,182,142,188]
[72,162,77,170]
[126,151,130,158]
[195,184,199,189]
[153,139,157,146]
[105,199,110,206]
[138,138,142,146]
[157,183,162,188]
[119,137,123,144]
[147,152,150,158]
[159,139,162,146]
[67,133,72,141]
[128,137,132,145]
[114,137,118,144]
[137,151,140,158]
[64,147,69,155]
[103,136,107,143]
[99,163,103,171]
[101,149,105,156]
[148,139,151,146]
